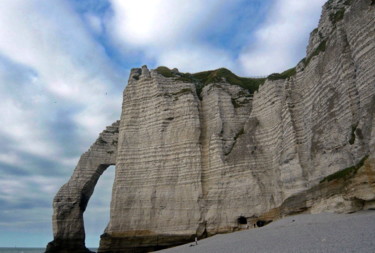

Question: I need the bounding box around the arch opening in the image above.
[84,165,116,249]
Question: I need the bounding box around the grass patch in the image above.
[304,40,327,66]
[267,67,296,81]
[155,66,175,77]
[186,68,265,94]
[330,8,345,25]
[155,66,266,98]
[320,155,369,183]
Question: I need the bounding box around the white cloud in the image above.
[0,152,21,167]
[0,64,57,158]
[107,0,326,76]
[0,175,62,197]
[0,1,123,241]
[84,13,104,34]
[157,45,235,73]
[107,0,246,72]
[239,0,326,75]
[0,0,123,163]
[109,0,216,47]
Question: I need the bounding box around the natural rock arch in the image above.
[46,121,119,253]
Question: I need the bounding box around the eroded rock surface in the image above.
[47,0,375,252]
[46,121,119,253]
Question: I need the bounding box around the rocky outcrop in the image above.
[46,121,119,253]
[252,155,375,225]
[46,0,375,252]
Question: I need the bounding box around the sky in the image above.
[0,0,326,248]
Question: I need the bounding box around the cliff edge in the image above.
[46,0,375,252]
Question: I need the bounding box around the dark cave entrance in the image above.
[256,220,272,227]
[237,216,247,225]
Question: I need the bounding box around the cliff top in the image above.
[155,66,265,95]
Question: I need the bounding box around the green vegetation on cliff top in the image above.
[155,38,328,97]
[155,67,266,96]
[267,67,296,81]
[155,66,175,78]
[155,0,359,97]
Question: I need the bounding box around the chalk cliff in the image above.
[46,0,375,252]
[46,121,119,253]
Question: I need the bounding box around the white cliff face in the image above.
[198,82,258,234]
[47,1,375,252]
[186,0,375,236]
[109,67,203,235]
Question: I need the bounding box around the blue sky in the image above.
[0,0,326,248]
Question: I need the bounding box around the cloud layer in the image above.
[240,0,326,75]
[107,0,325,75]
[107,0,270,73]
[0,0,122,247]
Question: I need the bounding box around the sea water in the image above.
[0,248,98,253]
[0,249,44,253]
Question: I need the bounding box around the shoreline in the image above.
[157,211,375,253]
